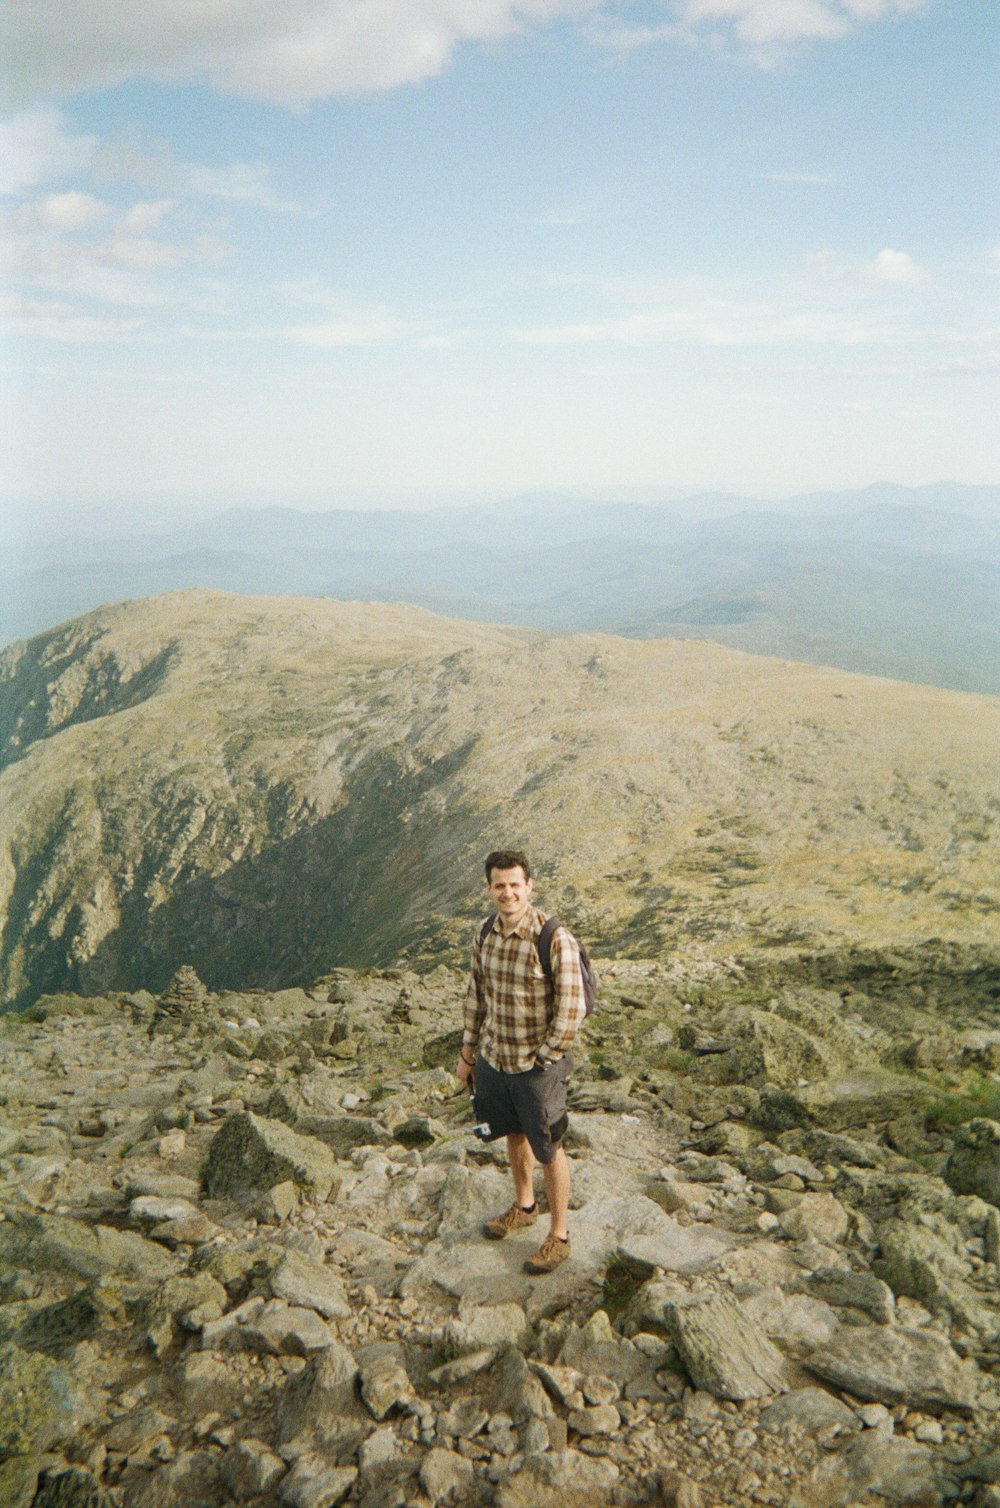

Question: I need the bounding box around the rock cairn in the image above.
[159,965,208,1013]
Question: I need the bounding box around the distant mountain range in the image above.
[1,591,998,1009]
[2,483,999,693]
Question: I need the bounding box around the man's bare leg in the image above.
[541,1146,570,1241]
[507,1132,536,1208]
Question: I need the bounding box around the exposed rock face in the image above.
[2,591,999,1008]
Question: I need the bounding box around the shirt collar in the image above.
[495,904,537,939]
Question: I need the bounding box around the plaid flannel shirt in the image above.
[463,904,586,1074]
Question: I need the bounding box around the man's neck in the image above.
[497,902,532,936]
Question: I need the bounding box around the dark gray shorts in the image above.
[472,1053,572,1165]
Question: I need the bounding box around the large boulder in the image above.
[276,1341,365,1449]
[732,1009,842,1087]
[873,1219,996,1333]
[803,1326,978,1415]
[203,1111,342,1201]
[945,1119,1000,1207]
[664,1294,790,1400]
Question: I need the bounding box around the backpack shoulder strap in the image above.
[479,914,497,949]
[536,917,560,979]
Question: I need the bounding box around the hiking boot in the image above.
[483,1202,538,1240]
[524,1232,570,1274]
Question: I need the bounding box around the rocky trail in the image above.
[3,946,1000,1507]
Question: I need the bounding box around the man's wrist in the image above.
[460,1047,476,1066]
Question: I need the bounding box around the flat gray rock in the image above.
[270,1249,351,1320]
[803,1325,978,1415]
[400,1171,732,1312]
[805,1266,895,1324]
[759,1386,857,1436]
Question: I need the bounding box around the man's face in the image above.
[487,865,533,920]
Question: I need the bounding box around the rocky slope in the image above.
[1,591,999,1011]
[3,943,1000,1508]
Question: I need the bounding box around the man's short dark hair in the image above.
[485,849,531,882]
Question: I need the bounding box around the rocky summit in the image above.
[3,944,1000,1508]
[1,590,999,1011]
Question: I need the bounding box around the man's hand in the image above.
[455,1052,475,1088]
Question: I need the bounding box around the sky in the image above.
[2,0,998,508]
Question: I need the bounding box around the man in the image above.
[455,848,587,1274]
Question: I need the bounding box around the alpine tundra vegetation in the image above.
[1,591,1000,1507]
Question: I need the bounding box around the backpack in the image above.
[479,914,598,1018]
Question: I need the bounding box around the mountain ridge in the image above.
[1,589,997,1012]
[3,485,999,694]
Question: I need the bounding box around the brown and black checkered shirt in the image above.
[463,904,586,1074]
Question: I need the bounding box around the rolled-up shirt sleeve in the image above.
[536,926,586,1062]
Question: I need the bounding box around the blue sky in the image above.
[2,0,997,505]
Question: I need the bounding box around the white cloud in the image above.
[184,162,300,211]
[0,290,144,342]
[861,247,927,285]
[594,0,927,61]
[9,190,110,231]
[287,314,413,347]
[119,200,177,233]
[90,135,303,211]
[0,109,96,194]
[3,0,596,109]
[806,246,928,286]
[102,236,187,271]
[509,299,889,348]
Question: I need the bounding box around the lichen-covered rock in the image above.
[759,1386,857,1436]
[18,1279,128,1352]
[0,1212,177,1282]
[419,1446,475,1505]
[795,1431,945,1508]
[556,1308,655,1393]
[732,1008,843,1087]
[0,1343,88,1461]
[777,1191,850,1244]
[203,1110,341,1201]
[277,1455,356,1507]
[493,1447,619,1508]
[490,1347,555,1424]
[358,1342,417,1421]
[945,1119,1000,1207]
[220,1438,286,1500]
[296,1113,392,1156]
[142,1270,228,1358]
[120,1448,219,1508]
